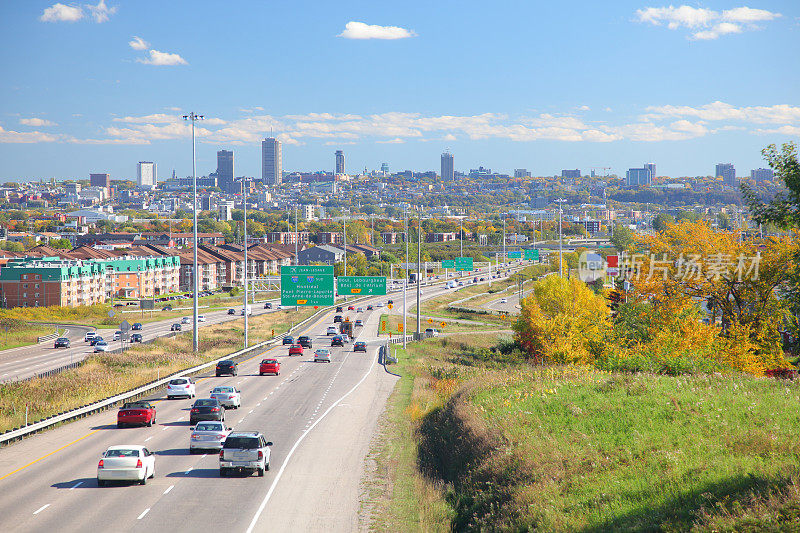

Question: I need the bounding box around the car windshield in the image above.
[194,399,217,407]
[218,361,233,366]
[224,437,260,449]
[195,422,223,432]
[123,402,151,409]
[105,449,140,458]
[262,359,277,364]
[213,387,234,393]
[57,338,69,342]
[170,379,188,385]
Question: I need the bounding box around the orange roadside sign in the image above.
[398,323,403,332]
[381,321,387,331]
[440,321,446,328]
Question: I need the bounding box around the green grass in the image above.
[376,334,800,532]
[0,323,62,351]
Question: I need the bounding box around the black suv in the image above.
[333,315,343,323]
[336,306,344,313]
[132,322,143,331]
[331,335,344,347]
[190,398,225,424]
[54,337,70,348]
[282,336,294,345]
[216,360,238,377]
[264,302,272,309]
[297,335,313,348]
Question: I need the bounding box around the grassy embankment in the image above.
[0,319,63,351]
[0,306,315,433]
[0,291,280,329]
[368,334,800,532]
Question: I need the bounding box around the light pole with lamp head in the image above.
[240,177,250,348]
[555,198,566,277]
[182,112,203,352]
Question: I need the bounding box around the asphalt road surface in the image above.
[0,301,280,383]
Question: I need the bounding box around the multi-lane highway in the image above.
[0,266,524,532]
[0,301,279,382]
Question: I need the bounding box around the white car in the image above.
[84,331,97,342]
[94,340,110,352]
[181,316,191,324]
[210,386,241,409]
[197,315,206,322]
[189,421,231,453]
[314,348,331,363]
[500,298,508,304]
[326,326,338,336]
[166,377,196,399]
[112,331,122,341]
[97,445,155,486]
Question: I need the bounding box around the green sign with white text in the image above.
[454,257,474,272]
[281,265,335,306]
[441,260,455,269]
[337,276,387,295]
[524,249,540,261]
[509,251,522,259]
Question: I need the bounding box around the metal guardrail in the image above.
[0,291,387,446]
[36,332,60,343]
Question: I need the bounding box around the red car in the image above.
[259,358,281,375]
[347,305,355,310]
[288,344,303,356]
[117,401,156,428]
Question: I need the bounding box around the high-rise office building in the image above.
[216,150,235,193]
[625,166,652,187]
[561,169,581,179]
[441,151,454,181]
[89,173,111,195]
[137,162,156,187]
[380,162,389,175]
[514,169,530,178]
[751,168,774,182]
[335,150,345,175]
[262,138,282,185]
[715,163,736,185]
[644,163,656,182]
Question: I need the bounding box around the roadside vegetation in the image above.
[0,318,61,350]
[0,306,314,433]
[370,333,800,532]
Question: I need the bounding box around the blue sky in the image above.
[0,1,798,181]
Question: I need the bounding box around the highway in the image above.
[0,267,526,532]
[0,302,280,383]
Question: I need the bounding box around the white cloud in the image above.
[166,106,182,112]
[338,21,416,40]
[644,101,800,124]
[635,5,781,40]
[137,49,188,66]
[577,105,591,111]
[0,126,59,143]
[40,3,84,22]
[376,138,405,144]
[754,125,800,137]
[20,118,57,127]
[129,36,150,51]
[86,0,115,23]
[114,113,179,124]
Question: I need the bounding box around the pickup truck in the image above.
[117,401,156,428]
[219,431,273,477]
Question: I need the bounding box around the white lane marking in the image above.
[33,504,50,515]
[69,482,82,490]
[201,454,207,459]
[163,485,174,495]
[246,348,378,533]
[137,508,150,520]
[162,426,169,431]
[184,467,193,475]
[144,436,152,442]
[249,409,254,414]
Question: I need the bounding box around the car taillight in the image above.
[219,450,224,458]
[228,395,234,399]
[211,408,219,412]
[136,459,143,468]
[191,408,199,413]
[258,451,263,460]
[98,459,104,469]
[216,435,226,440]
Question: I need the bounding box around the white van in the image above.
[446,280,457,289]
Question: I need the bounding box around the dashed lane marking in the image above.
[137,508,150,520]
[0,430,98,482]
[163,485,174,495]
[33,504,50,515]
[69,482,82,490]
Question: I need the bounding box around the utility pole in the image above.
[403,204,408,348]
[182,111,203,352]
[502,216,506,265]
[556,198,566,277]
[343,210,347,275]
[416,205,422,338]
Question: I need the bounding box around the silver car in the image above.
[219,431,272,477]
[210,386,241,409]
[189,421,231,453]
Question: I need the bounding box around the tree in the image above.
[610,224,633,252]
[653,213,674,233]
[741,142,800,228]
[351,252,368,276]
[49,238,73,250]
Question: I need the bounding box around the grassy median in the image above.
[0,306,315,433]
[369,334,800,531]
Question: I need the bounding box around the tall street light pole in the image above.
[183,112,203,353]
[403,204,408,348]
[242,177,249,348]
[416,205,422,338]
[556,198,566,277]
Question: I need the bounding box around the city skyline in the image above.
[0,1,798,179]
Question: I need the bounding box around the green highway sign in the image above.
[524,249,540,261]
[441,259,455,269]
[281,265,334,306]
[454,257,474,272]
[509,251,522,259]
[337,276,387,295]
